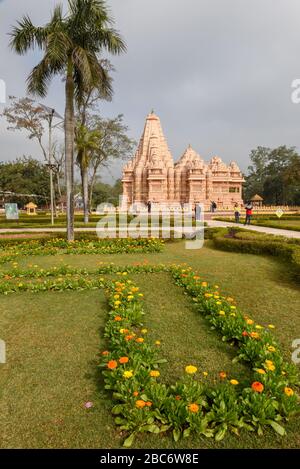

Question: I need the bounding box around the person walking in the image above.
[244,201,253,225]
[234,202,240,223]
[147,200,152,214]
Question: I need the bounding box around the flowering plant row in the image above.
[0,262,169,280]
[0,238,164,265]
[100,268,299,447]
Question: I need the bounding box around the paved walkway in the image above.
[0,221,299,239]
[206,220,300,239]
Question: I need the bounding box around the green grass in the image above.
[0,241,300,448]
[215,216,300,231]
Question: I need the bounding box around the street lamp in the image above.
[38,103,63,225]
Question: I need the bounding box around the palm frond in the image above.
[94,27,126,54]
[26,58,56,98]
[9,15,47,53]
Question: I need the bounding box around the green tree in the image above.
[75,124,101,222]
[0,157,51,207]
[244,145,300,205]
[10,0,126,241]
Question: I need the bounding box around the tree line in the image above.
[244,146,300,205]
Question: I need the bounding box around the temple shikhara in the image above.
[122,112,244,210]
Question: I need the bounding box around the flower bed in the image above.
[0,238,164,265]
[100,266,299,447]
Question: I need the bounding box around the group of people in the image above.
[234,201,253,225]
[146,199,253,225]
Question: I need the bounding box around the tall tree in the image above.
[75,124,101,222]
[87,115,135,210]
[10,0,126,241]
[244,145,300,205]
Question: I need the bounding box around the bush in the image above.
[211,228,300,279]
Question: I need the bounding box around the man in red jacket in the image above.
[244,202,253,225]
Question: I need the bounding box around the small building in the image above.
[25,202,38,215]
[250,194,263,207]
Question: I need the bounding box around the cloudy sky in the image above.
[1,0,300,182]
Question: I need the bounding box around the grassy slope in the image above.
[0,241,300,448]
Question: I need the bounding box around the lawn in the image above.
[214,215,300,232]
[0,241,299,448]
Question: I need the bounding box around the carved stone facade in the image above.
[122,112,244,210]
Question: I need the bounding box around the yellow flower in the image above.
[127,295,134,300]
[230,306,236,310]
[138,293,144,297]
[219,310,225,316]
[114,300,121,306]
[123,370,133,379]
[141,328,148,334]
[284,387,294,397]
[204,293,213,298]
[256,368,266,375]
[265,361,275,371]
[201,282,207,287]
[185,365,197,375]
[155,340,161,346]
[114,294,120,299]
[255,325,263,330]
[230,312,236,317]
[230,379,239,385]
[203,371,208,377]
[149,370,160,378]
[246,319,254,325]
[216,301,221,305]
[267,346,276,352]
[268,324,275,329]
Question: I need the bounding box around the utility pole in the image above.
[49,108,55,226]
[39,104,64,226]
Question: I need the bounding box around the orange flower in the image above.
[145,401,152,407]
[125,335,134,341]
[135,400,146,409]
[149,370,160,378]
[114,316,122,321]
[242,331,248,337]
[107,360,118,370]
[136,337,144,343]
[188,403,199,413]
[133,391,139,397]
[101,350,109,356]
[250,332,259,339]
[219,371,227,379]
[119,357,129,364]
[251,381,264,393]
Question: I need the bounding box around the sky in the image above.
[1,0,300,183]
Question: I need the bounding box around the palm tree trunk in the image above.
[65,58,75,241]
[82,166,89,223]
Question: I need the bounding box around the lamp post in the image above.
[38,104,63,225]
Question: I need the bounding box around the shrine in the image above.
[122,112,244,210]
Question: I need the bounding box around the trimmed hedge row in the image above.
[210,228,300,279]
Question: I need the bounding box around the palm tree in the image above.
[75,124,101,223]
[10,0,126,241]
